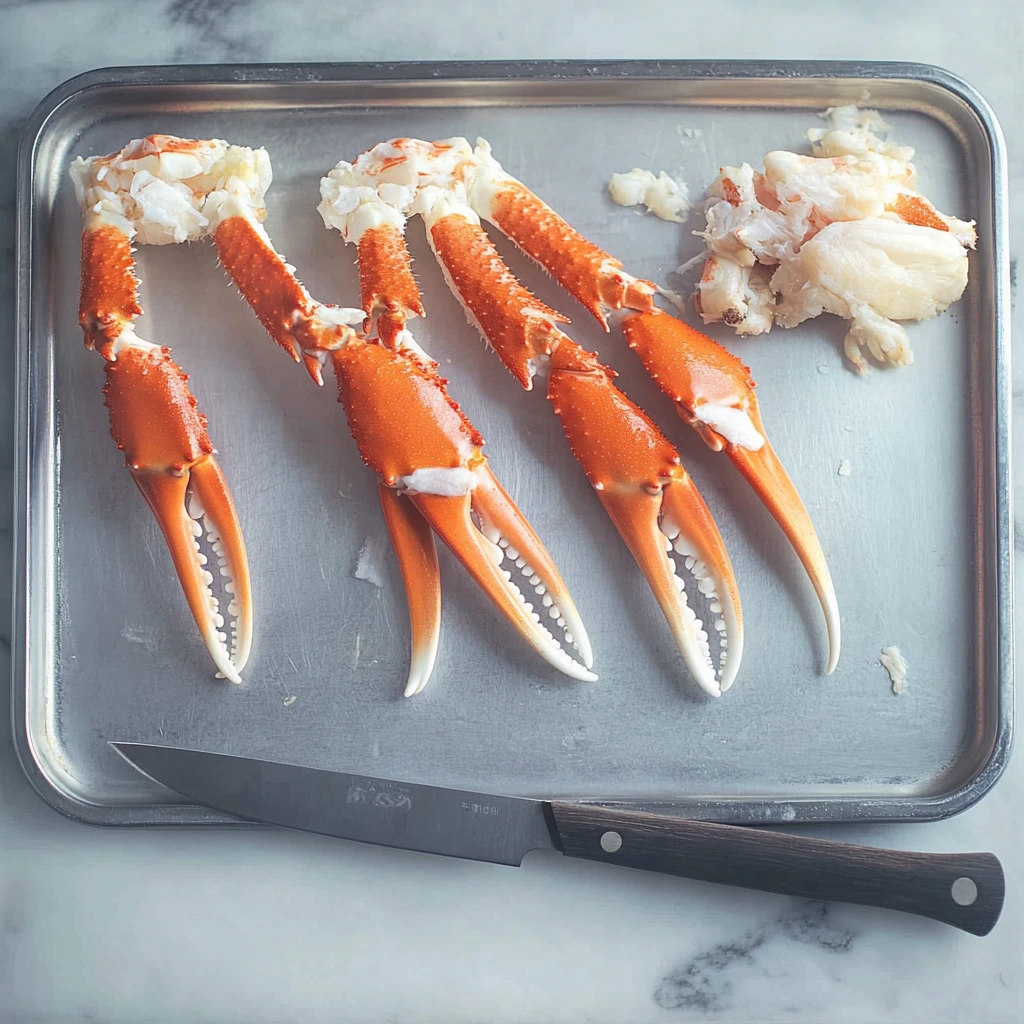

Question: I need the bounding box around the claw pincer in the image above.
[103,347,251,682]
[335,340,595,687]
[621,311,841,673]
[546,341,742,695]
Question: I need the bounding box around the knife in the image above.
[112,742,1003,936]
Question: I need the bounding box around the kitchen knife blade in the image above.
[112,742,556,865]
[112,742,1004,936]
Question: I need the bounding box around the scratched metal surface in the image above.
[13,62,1012,825]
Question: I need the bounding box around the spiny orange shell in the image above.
[622,311,757,409]
[429,212,567,389]
[103,347,212,471]
[214,217,317,361]
[333,341,484,484]
[79,226,142,353]
[548,338,681,493]
[357,223,425,327]
[488,182,656,326]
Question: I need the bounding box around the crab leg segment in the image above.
[72,160,253,682]
[469,144,840,673]
[79,224,143,356]
[357,223,427,349]
[425,198,568,388]
[211,203,364,386]
[468,142,658,329]
[623,311,841,674]
[421,196,741,694]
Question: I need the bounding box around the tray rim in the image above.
[11,58,1014,828]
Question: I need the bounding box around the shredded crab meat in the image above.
[317,137,526,240]
[353,535,388,588]
[691,105,976,371]
[881,645,909,694]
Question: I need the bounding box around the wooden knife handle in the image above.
[548,803,1004,936]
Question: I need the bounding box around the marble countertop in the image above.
[1,1,1020,1021]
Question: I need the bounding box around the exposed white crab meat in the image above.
[880,645,909,694]
[71,135,271,245]
[691,107,976,369]
[608,168,690,222]
[698,163,801,266]
[770,217,970,371]
[807,105,916,161]
[690,402,765,451]
[399,466,479,496]
[696,256,776,335]
[765,149,915,222]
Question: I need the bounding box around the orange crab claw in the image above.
[103,345,253,682]
[623,310,840,674]
[548,340,742,695]
[377,484,441,697]
[333,338,595,684]
[75,203,253,684]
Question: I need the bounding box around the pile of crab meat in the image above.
[70,134,273,245]
[693,106,976,372]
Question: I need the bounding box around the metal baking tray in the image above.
[12,60,1012,826]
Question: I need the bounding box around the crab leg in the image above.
[419,193,742,695]
[76,210,253,682]
[214,195,594,691]
[469,144,840,674]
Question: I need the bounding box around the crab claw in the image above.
[103,346,253,682]
[333,338,594,687]
[548,339,742,695]
[410,468,596,683]
[623,310,840,674]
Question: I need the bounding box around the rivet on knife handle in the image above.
[548,803,1004,936]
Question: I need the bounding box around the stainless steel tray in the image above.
[12,60,1013,826]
